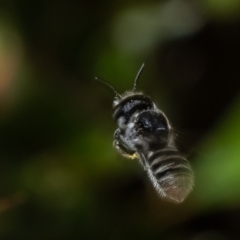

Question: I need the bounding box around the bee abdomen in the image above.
[148,148,194,203]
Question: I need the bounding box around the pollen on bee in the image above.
[128,153,138,160]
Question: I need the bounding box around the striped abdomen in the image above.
[147,148,194,203]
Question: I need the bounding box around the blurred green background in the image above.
[0,0,240,239]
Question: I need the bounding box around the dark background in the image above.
[0,0,240,239]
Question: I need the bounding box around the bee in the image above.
[96,64,194,203]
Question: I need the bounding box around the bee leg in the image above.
[114,129,121,139]
[113,129,137,160]
[138,151,148,170]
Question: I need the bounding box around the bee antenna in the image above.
[132,63,145,92]
[95,77,121,98]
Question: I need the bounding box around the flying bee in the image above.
[96,64,194,203]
